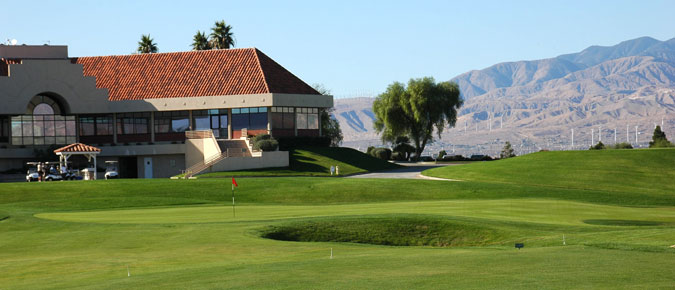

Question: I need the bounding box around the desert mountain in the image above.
[334,36,675,156]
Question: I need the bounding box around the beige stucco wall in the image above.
[0,59,333,115]
[205,151,289,173]
[184,137,222,169]
[135,154,185,178]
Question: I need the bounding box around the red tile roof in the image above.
[54,143,101,153]
[72,48,320,101]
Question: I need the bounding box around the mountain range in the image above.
[334,36,675,156]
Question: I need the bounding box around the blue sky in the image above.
[2,0,674,98]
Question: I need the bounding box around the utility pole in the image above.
[599,126,602,142]
[614,128,617,144]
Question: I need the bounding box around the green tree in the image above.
[312,84,343,147]
[373,77,462,160]
[500,141,516,159]
[649,125,672,148]
[192,31,211,50]
[438,150,447,159]
[137,34,158,54]
[210,20,235,49]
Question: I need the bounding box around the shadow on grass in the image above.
[583,219,665,226]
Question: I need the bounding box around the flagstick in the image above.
[232,183,235,218]
[127,265,130,277]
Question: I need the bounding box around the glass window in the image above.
[219,115,228,129]
[79,117,95,136]
[296,112,307,129]
[241,108,249,114]
[232,108,240,114]
[232,113,249,130]
[117,113,149,134]
[308,113,319,129]
[250,112,267,130]
[33,103,54,115]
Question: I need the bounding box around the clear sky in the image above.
[2,0,674,98]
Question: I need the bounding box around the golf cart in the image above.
[104,161,119,180]
[26,162,63,182]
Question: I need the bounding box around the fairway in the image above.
[1,149,674,289]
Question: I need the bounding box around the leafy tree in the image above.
[373,77,462,160]
[312,84,343,147]
[210,20,235,49]
[649,125,673,148]
[392,136,415,161]
[137,34,158,54]
[500,141,516,159]
[192,31,211,50]
[589,141,606,150]
[438,150,447,159]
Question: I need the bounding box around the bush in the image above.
[366,146,376,155]
[277,136,331,151]
[254,139,279,151]
[440,155,469,161]
[252,134,278,151]
[369,148,392,160]
[611,142,633,149]
[589,141,606,150]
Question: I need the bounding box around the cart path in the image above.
[346,163,462,181]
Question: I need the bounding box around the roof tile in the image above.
[54,143,102,153]
[73,48,320,101]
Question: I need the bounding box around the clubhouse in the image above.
[0,45,332,177]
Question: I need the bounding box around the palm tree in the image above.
[192,31,211,50]
[137,34,158,54]
[209,20,235,49]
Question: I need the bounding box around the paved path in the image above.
[346,162,463,181]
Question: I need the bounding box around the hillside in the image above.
[333,37,675,155]
[423,148,675,198]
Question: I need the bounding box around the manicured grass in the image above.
[423,148,675,196]
[198,146,400,177]
[0,149,673,289]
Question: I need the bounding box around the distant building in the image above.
[0,45,332,177]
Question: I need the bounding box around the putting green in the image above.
[36,199,675,226]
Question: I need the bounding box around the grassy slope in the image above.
[198,147,400,177]
[424,148,675,197]
[0,149,673,289]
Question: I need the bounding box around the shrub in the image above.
[369,148,392,160]
[611,142,633,149]
[254,139,279,151]
[438,150,447,159]
[589,141,606,150]
[253,134,278,151]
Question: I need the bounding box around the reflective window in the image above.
[117,113,150,135]
[11,115,76,145]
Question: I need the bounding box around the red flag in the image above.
[232,177,238,187]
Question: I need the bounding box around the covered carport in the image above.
[54,143,101,180]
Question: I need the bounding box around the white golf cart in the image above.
[104,161,119,180]
[26,162,63,182]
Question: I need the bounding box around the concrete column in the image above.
[267,108,272,135]
[318,108,322,137]
[112,113,117,144]
[149,112,155,143]
[188,110,193,130]
[227,109,232,139]
[294,108,298,137]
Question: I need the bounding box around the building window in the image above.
[117,113,150,135]
[155,111,189,133]
[271,107,294,129]
[11,115,76,145]
[295,108,319,130]
[79,115,113,136]
[232,107,267,131]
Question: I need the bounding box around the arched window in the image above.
[26,95,62,115]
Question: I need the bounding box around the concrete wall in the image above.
[206,151,288,173]
[135,154,185,178]
[184,137,221,169]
